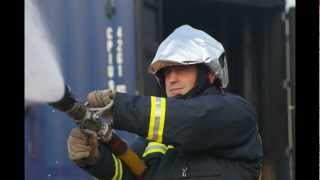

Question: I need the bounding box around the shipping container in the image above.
[25,0,137,179]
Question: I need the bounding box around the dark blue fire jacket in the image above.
[82,86,263,180]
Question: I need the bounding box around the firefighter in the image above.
[67,25,263,180]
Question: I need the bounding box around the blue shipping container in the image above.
[25,0,136,179]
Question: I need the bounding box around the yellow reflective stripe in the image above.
[157,98,166,143]
[111,154,118,180]
[142,142,169,157]
[152,97,162,140]
[111,154,123,180]
[118,157,123,180]
[147,142,168,148]
[147,97,167,143]
[143,148,167,157]
[147,97,156,140]
[144,142,168,152]
[142,142,175,157]
[167,145,174,149]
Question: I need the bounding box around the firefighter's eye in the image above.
[163,67,172,76]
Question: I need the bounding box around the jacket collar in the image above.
[202,86,223,95]
[172,86,223,100]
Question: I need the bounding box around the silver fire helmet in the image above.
[148,25,229,88]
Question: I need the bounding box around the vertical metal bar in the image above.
[282,10,295,180]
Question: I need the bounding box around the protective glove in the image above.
[67,128,100,167]
[87,89,115,108]
[87,89,115,120]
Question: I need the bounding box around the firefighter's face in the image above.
[164,65,197,97]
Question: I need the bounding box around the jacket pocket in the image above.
[179,157,222,179]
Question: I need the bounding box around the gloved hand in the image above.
[87,89,115,107]
[67,128,100,167]
[87,89,115,120]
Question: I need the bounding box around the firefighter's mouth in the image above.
[170,88,183,92]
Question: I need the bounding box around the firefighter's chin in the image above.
[167,89,182,97]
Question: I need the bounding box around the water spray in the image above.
[25,0,65,106]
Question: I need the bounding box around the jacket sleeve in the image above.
[112,92,258,154]
[81,143,137,180]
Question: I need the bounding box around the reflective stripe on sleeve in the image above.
[147,96,167,143]
[148,97,156,141]
[142,142,168,157]
[167,145,174,149]
[142,142,174,158]
[111,154,123,180]
[158,98,166,142]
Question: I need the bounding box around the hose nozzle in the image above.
[49,85,93,127]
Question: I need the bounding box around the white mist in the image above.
[25,0,65,106]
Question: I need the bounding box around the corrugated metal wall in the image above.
[25,0,136,179]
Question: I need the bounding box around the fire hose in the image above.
[49,85,146,180]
